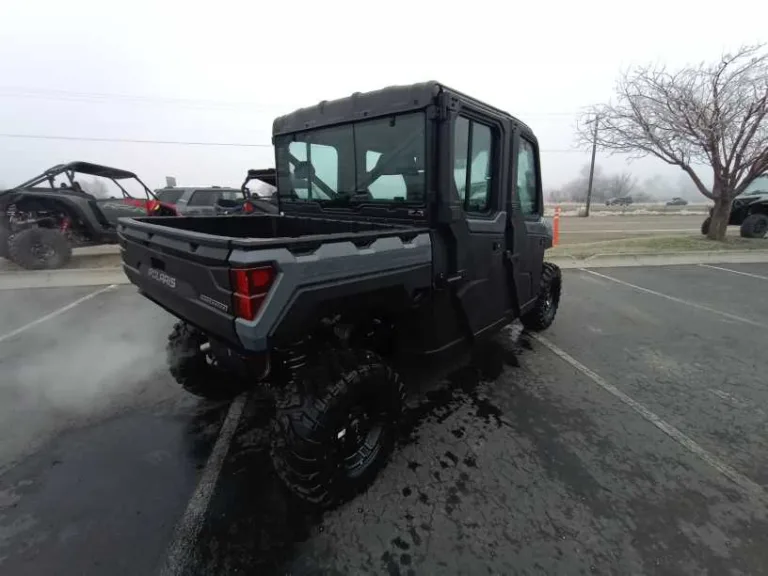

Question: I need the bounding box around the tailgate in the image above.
[118,220,241,347]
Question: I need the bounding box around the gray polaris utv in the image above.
[118,81,561,506]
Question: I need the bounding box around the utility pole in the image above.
[584,114,599,217]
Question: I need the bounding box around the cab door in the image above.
[507,132,547,312]
[451,113,512,335]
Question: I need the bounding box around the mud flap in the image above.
[435,270,476,343]
[503,250,522,318]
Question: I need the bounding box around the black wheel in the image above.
[701,216,711,236]
[521,262,562,331]
[0,226,9,259]
[271,349,404,507]
[166,322,247,400]
[740,214,768,238]
[7,227,72,270]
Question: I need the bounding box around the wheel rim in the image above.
[336,399,386,479]
[31,241,55,264]
[542,283,558,322]
[756,220,768,236]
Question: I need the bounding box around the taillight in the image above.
[230,265,276,321]
[242,201,254,214]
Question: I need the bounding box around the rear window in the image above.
[188,189,242,206]
[155,189,184,204]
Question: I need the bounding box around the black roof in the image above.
[46,161,138,180]
[272,81,532,136]
[8,161,143,192]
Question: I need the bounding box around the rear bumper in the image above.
[124,262,245,349]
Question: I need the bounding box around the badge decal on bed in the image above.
[199,294,229,312]
[147,268,177,289]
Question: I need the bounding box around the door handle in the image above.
[492,241,501,252]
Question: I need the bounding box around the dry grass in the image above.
[549,235,768,260]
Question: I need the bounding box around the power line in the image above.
[0,132,586,153]
[0,133,272,147]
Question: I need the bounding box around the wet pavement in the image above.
[2,263,768,575]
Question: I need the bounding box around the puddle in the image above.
[193,324,531,574]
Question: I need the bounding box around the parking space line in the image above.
[0,284,117,344]
[699,264,768,281]
[532,333,768,505]
[159,393,247,576]
[580,268,761,327]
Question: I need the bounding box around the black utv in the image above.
[0,162,176,269]
[701,175,768,238]
[118,81,562,506]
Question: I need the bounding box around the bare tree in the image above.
[561,164,606,202]
[82,177,111,199]
[549,165,641,203]
[577,45,768,239]
[605,171,637,199]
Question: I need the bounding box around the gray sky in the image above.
[1,0,766,193]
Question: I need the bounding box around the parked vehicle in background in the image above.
[666,197,688,206]
[605,196,633,206]
[154,186,249,216]
[155,170,278,216]
[701,175,768,238]
[0,161,176,269]
[118,81,562,507]
[213,169,279,215]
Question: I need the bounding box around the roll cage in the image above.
[10,161,157,200]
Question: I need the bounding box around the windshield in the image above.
[275,112,426,204]
[743,175,768,196]
[155,189,185,204]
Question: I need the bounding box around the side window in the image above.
[452,116,493,213]
[516,138,540,218]
[155,189,185,204]
[453,117,470,200]
[188,191,216,206]
[468,123,491,212]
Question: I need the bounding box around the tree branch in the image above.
[577,44,768,204]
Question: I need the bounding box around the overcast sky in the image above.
[0,0,765,194]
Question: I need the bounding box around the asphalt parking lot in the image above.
[1,262,768,575]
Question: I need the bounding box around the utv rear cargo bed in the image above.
[118,214,432,351]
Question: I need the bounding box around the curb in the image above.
[550,250,768,269]
[72,245,121,256]
[0,252,122,273]
[3,250,768,289]
[0,267,129,290]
